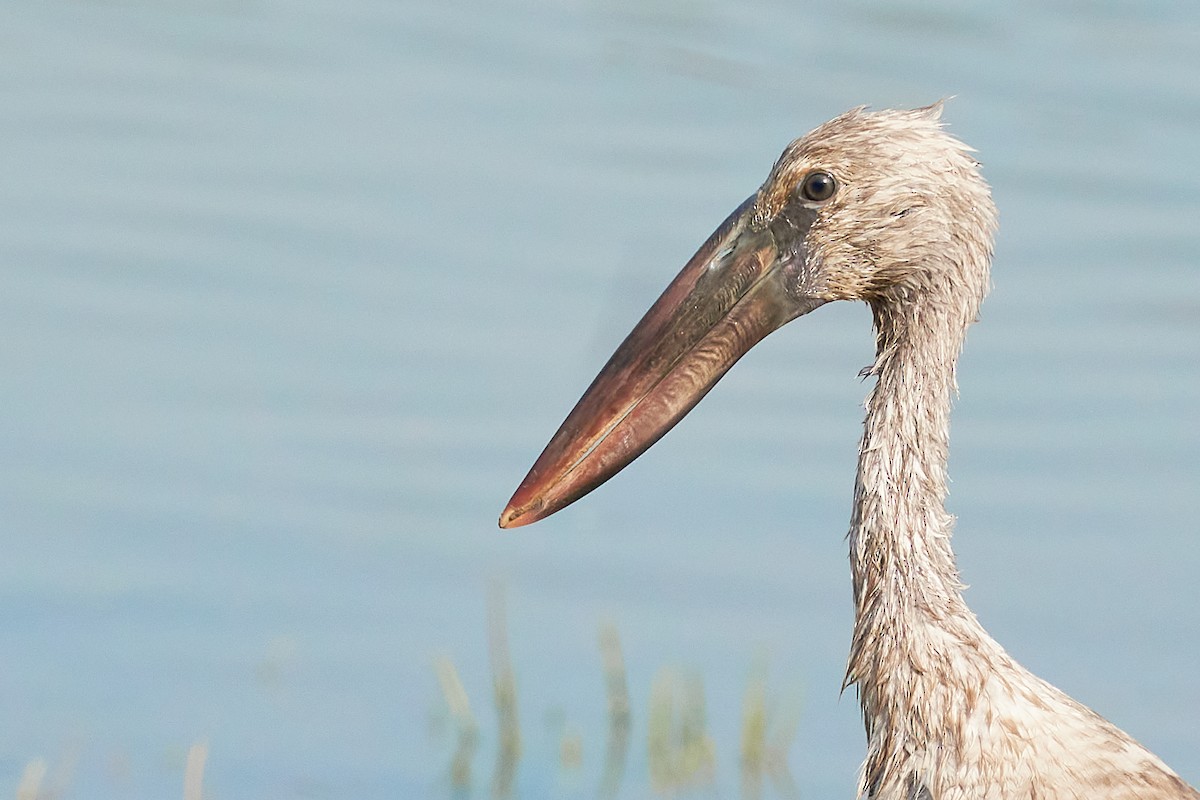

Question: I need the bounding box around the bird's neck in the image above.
[849,299,969,629]
[846,296,997,767]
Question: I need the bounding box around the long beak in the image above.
[499,196,823,528]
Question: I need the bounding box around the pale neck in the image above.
[846,297,985,688]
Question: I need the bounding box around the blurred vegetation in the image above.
[433,586,803,799]
[15,741,208,800]
[11,587,801,799]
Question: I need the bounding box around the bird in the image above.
[498,105,1199,799]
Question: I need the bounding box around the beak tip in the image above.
[498,495,541,529]
[499,461,566,528]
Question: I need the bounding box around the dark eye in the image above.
[799,171,837,203]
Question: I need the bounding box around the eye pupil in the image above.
[801,171,836,202]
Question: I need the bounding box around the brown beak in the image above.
[499,196,823,528]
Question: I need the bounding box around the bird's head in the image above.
[500,104,997,528]
[752,104,996,308]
